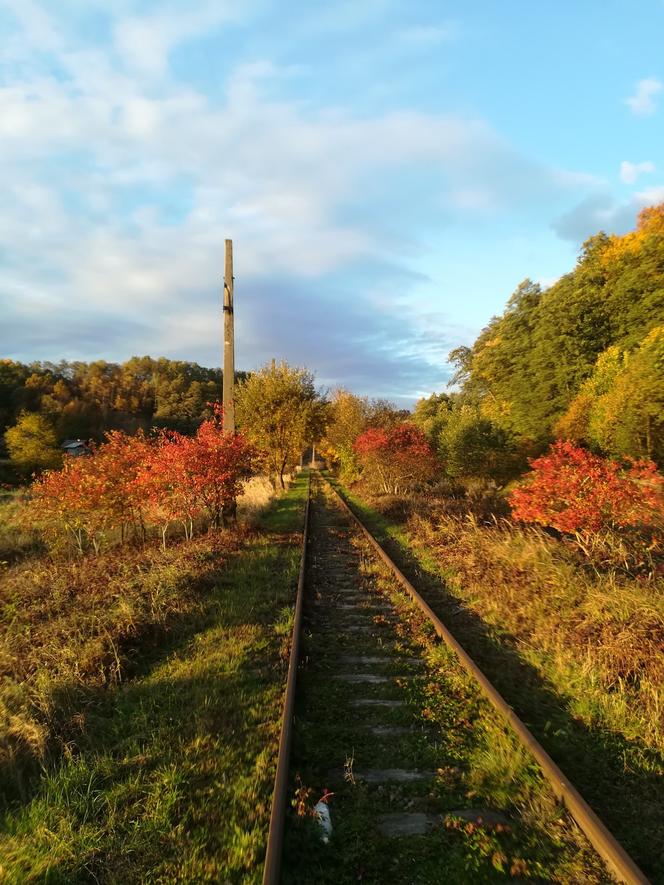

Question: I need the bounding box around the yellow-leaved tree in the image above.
[320,389,370,481]
[556,327,664,466]
[235,361,328,488]
[5,412,62,476]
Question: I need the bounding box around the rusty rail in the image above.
[262,471,311,885]
[324,473,650,885]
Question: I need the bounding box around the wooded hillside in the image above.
[0,356,242,441]
[421,204,664,470]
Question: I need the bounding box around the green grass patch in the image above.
[0,472,309,882]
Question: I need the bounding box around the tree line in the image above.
[410,204,664,475]
[4,203,663,496]
[0,355,241,443]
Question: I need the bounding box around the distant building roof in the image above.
[61,439,91,456]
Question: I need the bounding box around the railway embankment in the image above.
[324,474,663,882]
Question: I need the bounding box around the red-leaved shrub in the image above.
[32,404,256,553]
[354,423,437,495]
[509,441,664,532]
[509,441,664,568]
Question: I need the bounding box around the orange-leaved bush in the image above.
[509,441,664,569]
[32,404,257,553]
[179,405,257,530]
[33,430,152,553]
[135,430,202,545]
[354,422,437,495]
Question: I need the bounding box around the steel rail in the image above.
[262,472,311,885]
[323,473,650,885]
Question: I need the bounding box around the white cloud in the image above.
[112,3,238,77]
[553,185,664,242]
[553,169,605,189]
[2,0,64,53]
[449,187,497,212]
[625,77,663,116]
[620,160,655,184]
[634,184,664,206]
[0,2,601,396]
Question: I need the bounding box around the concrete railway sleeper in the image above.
[263,472,649,884]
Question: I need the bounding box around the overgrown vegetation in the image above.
[330,475,664,880]
[0,472,309,881]
[353,423,437,495]
[410,206,664,476]
[3,202,664,879]
[313,208,664,879]
[0,356,242,446]
[4,412,63,476]
[284,481,610,883]
[509,440,664,571]
[29,403,256,554]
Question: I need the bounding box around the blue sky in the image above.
[1,0,664,403]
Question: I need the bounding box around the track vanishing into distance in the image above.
[263,472,650,885]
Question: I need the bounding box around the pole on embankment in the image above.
[223,238,235,433]
[222,239,237,526]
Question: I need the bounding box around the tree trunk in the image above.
[222,500,237,528]
[646,415,653,460]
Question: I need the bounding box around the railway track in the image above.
[263,471,650,884]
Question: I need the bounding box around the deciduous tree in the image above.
[5,412,62,475]
[321,389,370,481]
[438,406,514,480]
[556,328,664,466]
[354,423,437,495]
[236,361,327,488]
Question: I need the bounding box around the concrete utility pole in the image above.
[223,238,235,433]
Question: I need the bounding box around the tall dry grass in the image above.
[408,509,664,752]
[0,528,241,800]
[236,475,278,526]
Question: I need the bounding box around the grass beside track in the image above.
[326,473,664,883]
[0,473,309,883]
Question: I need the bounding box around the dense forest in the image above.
[413,204,664,472]
[0,356,243,442]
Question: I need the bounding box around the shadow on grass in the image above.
[258,473,309,535]
[1,537,299,882]
[329,477,664,883]
[0,480,309,881]
[5,662,279,883]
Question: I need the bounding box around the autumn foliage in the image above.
[509,441,664,567]
[32,404,256,553]
[354,423,437,495]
